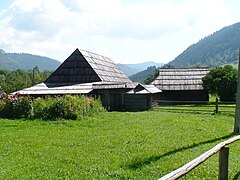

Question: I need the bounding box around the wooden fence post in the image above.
[219,146,229,180]
[215,97,219,114]
[234,47,240,133]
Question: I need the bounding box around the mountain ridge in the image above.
[0,49,61,71]
[117,61,164,76]
[7,53,61,71]
[168,22,240,68]
[0,51,22,70]
[0,49,164,77]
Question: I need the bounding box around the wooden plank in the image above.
[158,135,240,180]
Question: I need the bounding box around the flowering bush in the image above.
[1,94,104,120]
[0,93,32,119]
[0,94,104,120]
[31,95,104,120]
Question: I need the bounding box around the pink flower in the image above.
[87,97,92,104]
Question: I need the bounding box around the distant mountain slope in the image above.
[0,50,23,70]
[168,22,240,68]
[129,66,158,83]
[117,61,163,76]
[0,49,61,71]
[0,49,6,54]
[126,61,164,71]
[7,53,61,71]
[116,64,139,76]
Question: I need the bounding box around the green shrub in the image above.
[0,94,104,120]
[0,103,4,117]
[45,96,72,120]
[31,97,51,119]
[31,95,104,120]
[0,96,32,119]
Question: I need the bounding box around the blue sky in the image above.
[0,0,240,64]
[0,0,13,9]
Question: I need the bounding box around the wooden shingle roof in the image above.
[16,48,134,96]
[151,68,210,90]
[127,84,162,94]
[45,48,132,85]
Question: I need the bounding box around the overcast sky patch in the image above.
[0,0,239,63]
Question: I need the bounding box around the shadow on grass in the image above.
[128,133,235,169]
[233,171,240,180]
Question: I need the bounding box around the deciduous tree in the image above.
[202,65,237,101]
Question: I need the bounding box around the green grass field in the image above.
[1,110,240,179]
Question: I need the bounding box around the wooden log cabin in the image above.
[124,84,161,111]
[151,68,210,104]
[16,48,134,111]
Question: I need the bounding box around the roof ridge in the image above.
[79,49,111,60]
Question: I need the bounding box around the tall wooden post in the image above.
[219,146,229,180]
[234,48,240,133]
[215,97,219,114]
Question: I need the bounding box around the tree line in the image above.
[0,66,52,94]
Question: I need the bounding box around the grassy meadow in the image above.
[0,110,240,179]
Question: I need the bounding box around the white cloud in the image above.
[0,0,239,63]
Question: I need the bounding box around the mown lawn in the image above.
[0,110,239,179]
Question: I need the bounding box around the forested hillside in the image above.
[117,61,163,76]
[129,66,158,83]
[0,50,22,70]
[117,64,139,76]
[0,49,60,71]
[7,53,61,71]
[168,22,240,68]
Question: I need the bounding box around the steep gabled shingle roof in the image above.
[16,48,133,96]
[45,48,132,85]
[151,68,210,90]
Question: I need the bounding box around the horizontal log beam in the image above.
[159,135,240,180]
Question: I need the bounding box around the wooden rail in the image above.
[155,100,235,115]
[158,135,240,180]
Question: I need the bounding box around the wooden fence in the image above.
[154,99,235,115]
[158,135,240,180]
